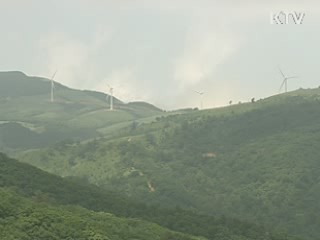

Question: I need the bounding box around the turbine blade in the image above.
[279,79,286,92]
[287,76,299,79]
[193,90,204,95]
[51,70,58,80]
[278,67,285,78]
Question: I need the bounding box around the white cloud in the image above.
[172,15,241,92]
[34,3,244,109]
[38,33,90,88]
[37,28,150,103]
[37,26,113,89]
[15,0,319,110]
[95,67,151,102]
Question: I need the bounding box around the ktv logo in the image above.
[270,11,305,25]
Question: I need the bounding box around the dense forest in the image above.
[0,153,298,240]
[0,187,205,240]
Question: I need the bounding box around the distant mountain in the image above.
[0,71,164,150]
[0,71,67,97]
[20,87,320,240]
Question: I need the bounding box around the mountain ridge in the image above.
[0,71,165,151]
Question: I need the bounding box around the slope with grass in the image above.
[20,88,320,240]
[0,71,164,151]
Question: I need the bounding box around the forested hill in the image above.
[1,188,206,240]
[0,153,299,240]
[19,87,320,240]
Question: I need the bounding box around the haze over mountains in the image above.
[1,71,320,239]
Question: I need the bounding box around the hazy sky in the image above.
[1,0,320,109]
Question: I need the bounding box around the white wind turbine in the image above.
[107,84,114,110]
[193,90,205,109]
[278,67,298,93]
[50,70,58,103]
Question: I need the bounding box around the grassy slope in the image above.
[0,71,164,150]
[20,88,320,239]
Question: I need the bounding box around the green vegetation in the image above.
[20,89,320,240]
[0,187,205,240]
[0,153,296,240]
[2,71,320,239]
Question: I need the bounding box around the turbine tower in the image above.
[107,84,114,111]
[50,70,58,103]
[194,90,205,109]
[278,67,298,93]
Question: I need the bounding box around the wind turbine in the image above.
[193,90,205,109]
[107,84,114,110]
[278,67,298,93]
[50,70,58,103]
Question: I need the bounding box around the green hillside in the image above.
[0,153,297,240]
[19,88,320,239]
[0,71,164,150]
